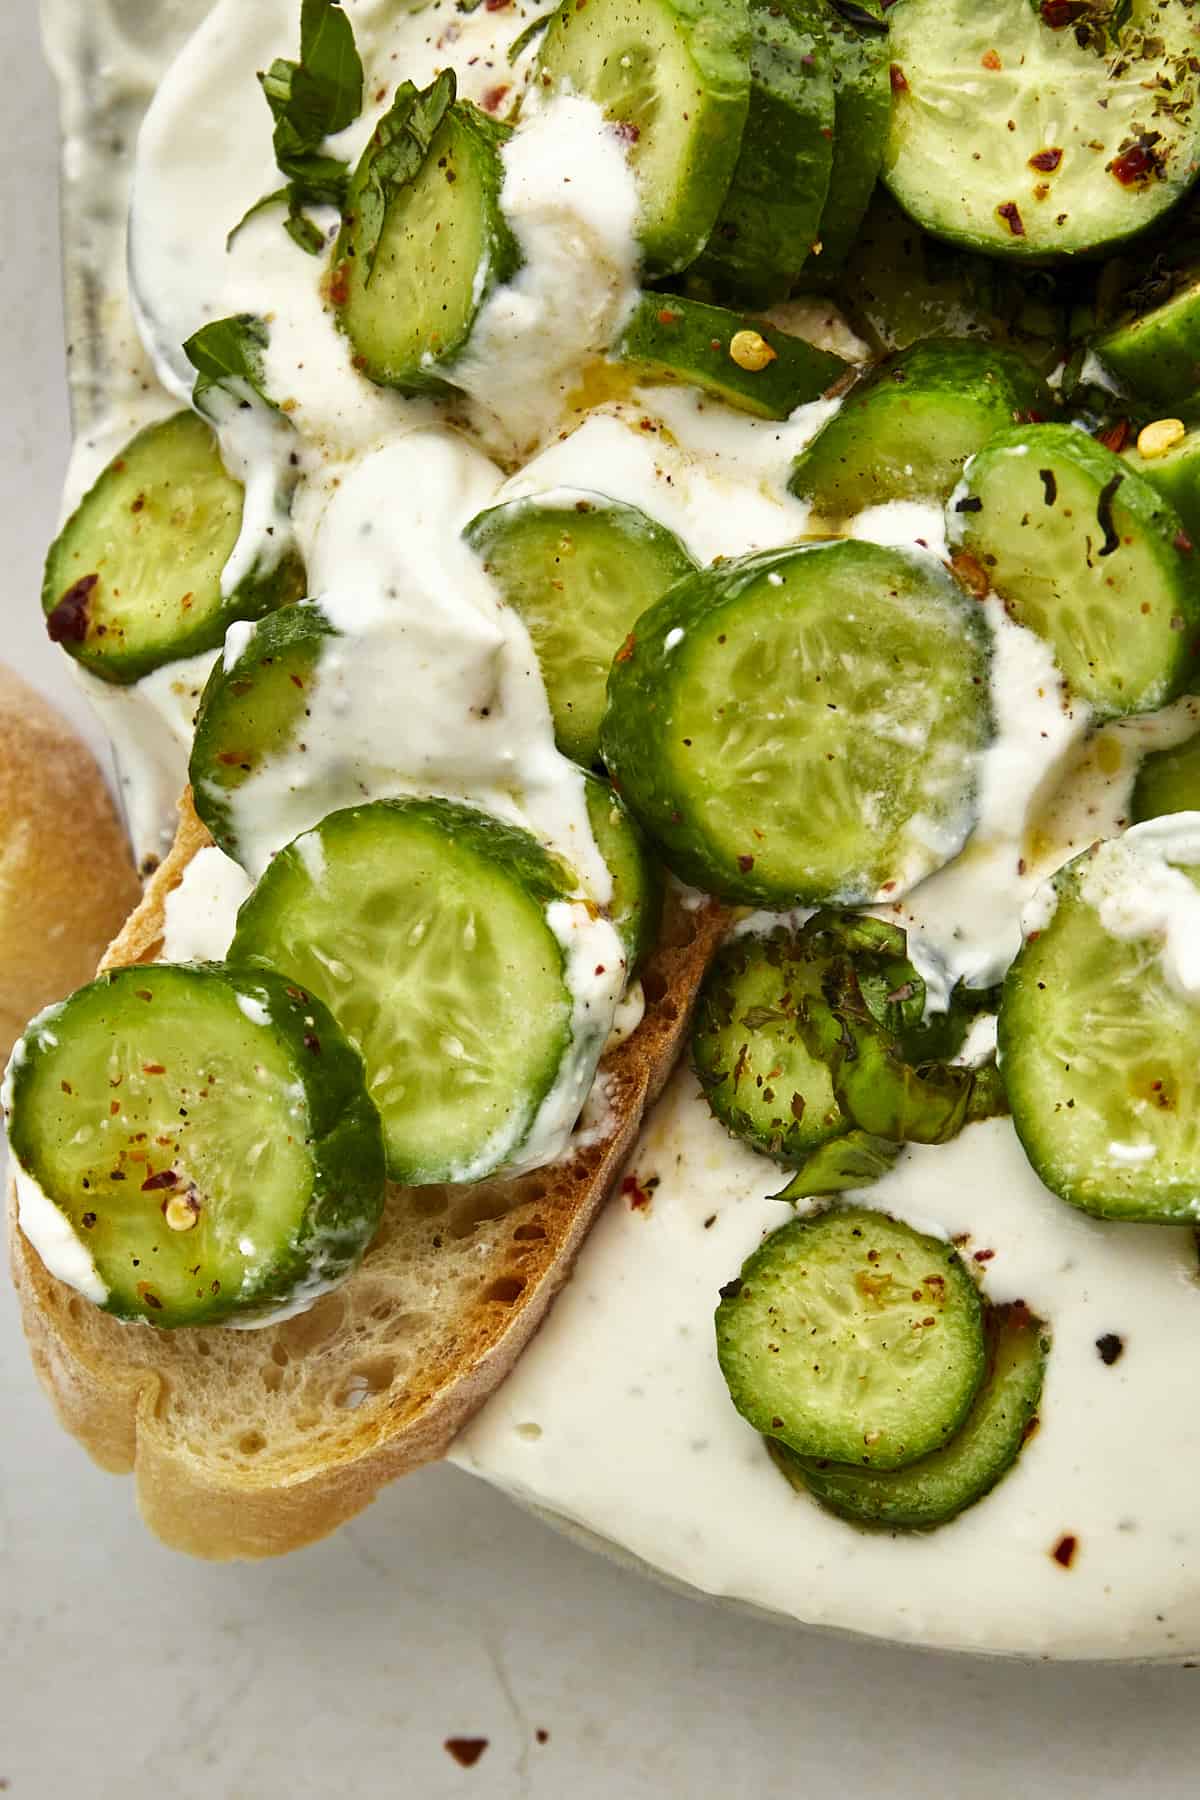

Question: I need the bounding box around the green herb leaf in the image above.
[227,186,292,252]
[353,70,457,283]
[183,314,276,414]
[507,11,553,63]
[770,1131,900,1203]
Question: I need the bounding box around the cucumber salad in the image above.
[15,0,1200,1652]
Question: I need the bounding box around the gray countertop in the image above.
[5,3,1200,1793]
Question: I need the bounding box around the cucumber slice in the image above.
[601,539,992,907]
[694,0,835,302]
[1133,730,1200,822]
[4,964,385,1329]
[816,0,892,272]
[1124,424,1200,543]
[772,1302,1049,1530]
[463,489,696,766]
[190,600,337,864]
[788,337,1048,520]
[534,0,751,276]
[884,0,1200,260]
[715,1207,986,1469]
[230,798,582,1185]
[1094,270,1200,408]
[951,423,1200,719]
[614,291,848,419]
[332,101,520,393]
[583,776,664,973]
[999,823,1200,1223]
[42,412,306,686]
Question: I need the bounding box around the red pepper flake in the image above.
[621,1173,653,1211]
[996,201,1025,237]
[46,573,99,644]
[657,307,682,326]
[1096,419,1131,454]
[1110,142,1158,187]
[611,120,640,145]
[480,83,510,112]
[594,964,606,977]
[615,632,636,663]
[889,62,908,92]
[326,262,351,308]
[1040,0,1085,24]
[1029,147,1063,174]
[981,48,1001,69]
[951,551,990,598]
[141,1169,178,1193]
[1176,531,1195,555]
[973,1247,995,1263]
[137,1284,164,1311]
[142,1064,166,1076]
[1052,1534,1079,1568]
[444,1739,489,1768]
[737,854,755,872]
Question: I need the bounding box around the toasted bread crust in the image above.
[9,790,726,1558]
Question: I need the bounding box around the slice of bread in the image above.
[8,790,726,1559]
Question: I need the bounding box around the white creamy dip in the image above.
[36,0,1200,1663]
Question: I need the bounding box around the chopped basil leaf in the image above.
[354,70,457,283]
[770,1132,901,1204]
[183,314,276,414]
[507,11,553,63]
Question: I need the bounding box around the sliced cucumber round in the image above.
[463,489,696,767]
[42,412,305,686]
[694,0,834,302]
[615,291,848,419]
[1133,730,1200,823]
[884,0,1200,259]
[715,1207,987,1470]
[772,1302,1049,1531]
[816,0,892,272]
[788,337,1048,520]
[1123,423,1200,543]
[1094,269,1200,407]
[951,423,1200,719]
[534,0,751,277]
[583,775,664,973]
[4,964,386,1329]
[1000,822,1200,1223]
[601,539,992,907]
[332,101,520,393]
[230,798,583,1185]
[190,600,337,864]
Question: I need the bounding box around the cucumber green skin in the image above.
[1124,427,1200,544]
[42,412,307,687]
[956,423,1200,719]
[788,338,1049,517]
[231,798,576,1185]
[773,1304,1049,1531]
[716,1207,986,1470]
[601,538,991,906]
[999,853,1200,1223]
[535,0,751,277]
[584,776,665,974]
[693,0,835,303]
[1094,276,1200,408]
[815,0,891,273]
[1132,731,1200,823]
[616,291,848,417]
[692,929,851,1162]
[333,105,520,394]
[190,600,337,864]
[6,964,386,1330]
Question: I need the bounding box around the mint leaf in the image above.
[355,70,457,282]
[234,0,364,257]
[183,315,276,413]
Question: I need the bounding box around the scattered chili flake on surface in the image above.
[621,1173,655,1211]
[1110,141,1159,186]
[996,201,1025,237]
[951,551,990,598]
[141,1169,178,1193]
[45,573,98,644]
[615,632,636,663]
[657,307,681,326]
[1029,147,1063,173]
[889,62,908,92]
[1096,419,1131,454]
[1176,531,1195,554]
[142,1064,166,1076]
[612,120,640,145]
[1096,1332,1125,1366]
[1040,0,1085,23]
[981,48,1001,69]
[973,1247,995,1263]
[480,83,510,112]
[444,1739,489,1768]
[1052,1534,1079,1568]
[737,854,756,872]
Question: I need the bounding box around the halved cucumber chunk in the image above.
[190,600,337,865]
[816,0,891,272]
[4,964,385,1329]
[42,412,305,686]
[463,489,696,766]
[716,1207,986,1469]
[601,539,992,907]
[694,0,834,302]
[951,423,1200,718]
[1133,730,1200,822]
[1094,269,1200,407]
[332,98,519,393]
[534,0,751,276]
[999,821,1200,1222]
[884,0,1200,259]
[230,798,583,1185]
[583,775,664,973]
[615,291,848,419]
[771,1302,1049,1530]
[1124,423,1200,542]
[788,337,1048,520]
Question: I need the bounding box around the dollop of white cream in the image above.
[162,845,253,961]
[12,1159,109,1307]
[1076,814,1200,996]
